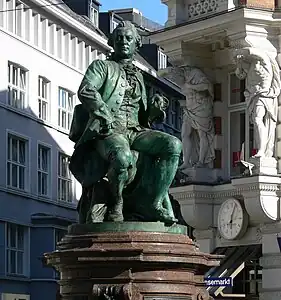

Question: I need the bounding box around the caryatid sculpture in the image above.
[159,66,215,169]
[234,47,281,158]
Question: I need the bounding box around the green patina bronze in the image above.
[68,222,187,235]
[69,21,182,225]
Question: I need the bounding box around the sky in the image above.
[99,0,167,25]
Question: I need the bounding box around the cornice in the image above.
[171,181,281,202]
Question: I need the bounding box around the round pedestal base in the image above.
[44,223,221,300]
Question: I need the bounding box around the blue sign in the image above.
[204,277,233,287]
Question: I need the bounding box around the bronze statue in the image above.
[69,21,182,224]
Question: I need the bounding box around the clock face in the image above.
[218,199,248,240]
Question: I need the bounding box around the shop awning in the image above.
[205,245,261,298]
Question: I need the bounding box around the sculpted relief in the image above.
[233,47,281,159]
[159,66,215,169]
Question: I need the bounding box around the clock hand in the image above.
[230,204,236,231]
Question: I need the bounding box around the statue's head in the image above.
[108,21,142,59]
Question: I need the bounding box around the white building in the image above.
[150,0,281,299]
[0,0,110,299]
[0,0,186,299]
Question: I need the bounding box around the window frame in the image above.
[58,87,75,131]
[6,132,29,191]
[90,6,99,27]
[227,72,252,177]
[5,223,28,276]
[57,152,73,202]
[228,72,246,107]
[111,19,119,32]
[7,62,28,110]
[158,49,167,70]
[37,143,51,198]
[38,76,50,121]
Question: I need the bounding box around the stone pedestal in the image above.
[259,222,281,300]
[44,222,221,300]
[182,167,216,183]
[248,157,278,176]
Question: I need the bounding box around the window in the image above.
[58,153,72,202]
[111,19,119,32]
[6,223,26,276]
[8,62,27,109]
[58,88,74,130]
[7,134,27,190]
[158,50,167,70]
[229,74,245,105]
[214,116,222,135]
[38,77,50,121]
[167,99,180,130]
[230,110,245,176]
[38,145,50,197]
[90,7,99,27]
[214,149,222,169]
[214,83,222,102]
[232,257,262,297]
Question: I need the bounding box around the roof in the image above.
[45,0,107,38]
[35,1,183,96]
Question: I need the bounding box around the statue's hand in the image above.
[99,121,113,137]
[151,94,169,111]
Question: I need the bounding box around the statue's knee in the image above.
[167,137,182,156]
[113,149,133,171]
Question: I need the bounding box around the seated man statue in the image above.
[69,21,182,224]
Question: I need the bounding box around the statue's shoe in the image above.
[154,207,178,224]
[107,211,124,222]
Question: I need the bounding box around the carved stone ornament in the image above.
[93,284,136,300]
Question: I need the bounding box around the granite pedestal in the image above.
[44,222,221,300]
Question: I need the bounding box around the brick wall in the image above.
[245,0,275,9]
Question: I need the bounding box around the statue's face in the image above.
[113,28,137,59]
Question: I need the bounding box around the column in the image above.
[91,49,97,62]
[85,45,92,69]
[49,23,57,56]
[79,41,85,72]
[64,32,71,65]
[57,28,64,60]
[25,8,34,43]
[259,222,281,300]
[41,18,49,51]
[71,37,78,68]
[7,0,16,33]
[15,3,25,38]
[33,13,41,47]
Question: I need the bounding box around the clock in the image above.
[217,198,249,240]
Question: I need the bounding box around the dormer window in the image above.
[158,49,167,70]
[90,6,99,27]
[111,20,119,32]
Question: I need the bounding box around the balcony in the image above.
[187,0,241,21]
[162,0,275,26]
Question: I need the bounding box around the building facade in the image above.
[150,0,281,299]
[0,0,110,300]
[0,1,186,300]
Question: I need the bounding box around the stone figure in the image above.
[69,21,182,224]
[234,47,281,158]
[159,66,215,168]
